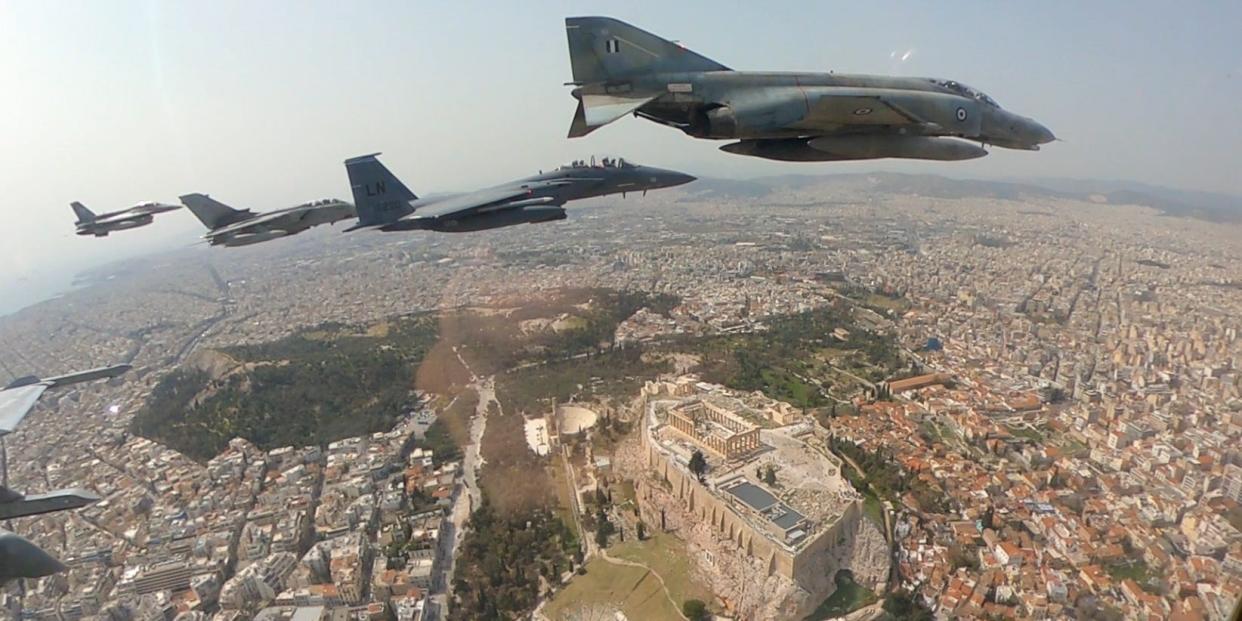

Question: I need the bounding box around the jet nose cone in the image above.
[643,167,696,188]
[668,172,697,187]
[1030,121,1056,145]
[0,532,67,580]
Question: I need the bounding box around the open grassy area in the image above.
[805,570,878,620]
[1106,558,1155,587]
[861,292,910,314]
[918,420,952,444]
[1056,436,1090,458]
[543,558,682,621]
[1227,506,1242,533]
[610,532,713,608]
[1005,423,1045,443]
[836,285,910,316]
[862,493,887,534]
[616,480,638,508]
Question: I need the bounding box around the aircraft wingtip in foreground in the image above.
[343,153,693,233]
[563,16,1054,162]
[71,201,180,237]
[0,363,129,585]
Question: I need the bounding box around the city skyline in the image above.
[3,1,1241,314]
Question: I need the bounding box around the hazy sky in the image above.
[1,1,1239,311]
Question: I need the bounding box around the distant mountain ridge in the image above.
[685,172,1242,223]
[1016,177,1242,223]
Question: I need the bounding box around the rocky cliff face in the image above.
[797,512,890,616]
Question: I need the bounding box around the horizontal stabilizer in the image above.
[1,364,129,436]
[0,384,50,436]
[0,488,100,520]
[569,92,659,138]
[43,364,130,388]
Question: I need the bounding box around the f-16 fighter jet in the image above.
[71,201,180,237]
[180,193,355,247]
[343,154,694,232]
[564,17,1055,162]
[0,364,129,585]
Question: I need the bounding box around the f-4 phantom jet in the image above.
[564,17,1055,162]
[180,194,355,247]
[70,201,180,237]
[344,154,693,233]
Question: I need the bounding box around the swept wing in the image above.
[205,207,313,238]
[800,88,980,136]
[0,384,48,437]
[0,365,130,436]
[383,180,582,229]
[90,204,178,224]
[803,93,925,127]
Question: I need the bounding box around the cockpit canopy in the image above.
[931,79,999,108]
[560,156,636,170]
[295,198,343,208]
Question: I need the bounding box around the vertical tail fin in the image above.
[565,17,729,85]
[70,202,95,223]
[178,194,251,230]
[344,153,417,228]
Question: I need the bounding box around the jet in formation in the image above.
[180,194,356,247]
[70,201,180,237]
[343,154,694,232]
[0,364,130,585]
[564,17,1055,162]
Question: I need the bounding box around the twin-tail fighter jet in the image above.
[70,201,180,237]
[564,17,1054,162]
[343,154,694,233]
[179,193,356,247]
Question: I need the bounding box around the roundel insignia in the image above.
[956,107,968,122]
[853,107,873,116]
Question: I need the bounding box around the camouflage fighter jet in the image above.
[564,17,1054,162]
[179,193,355,247]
